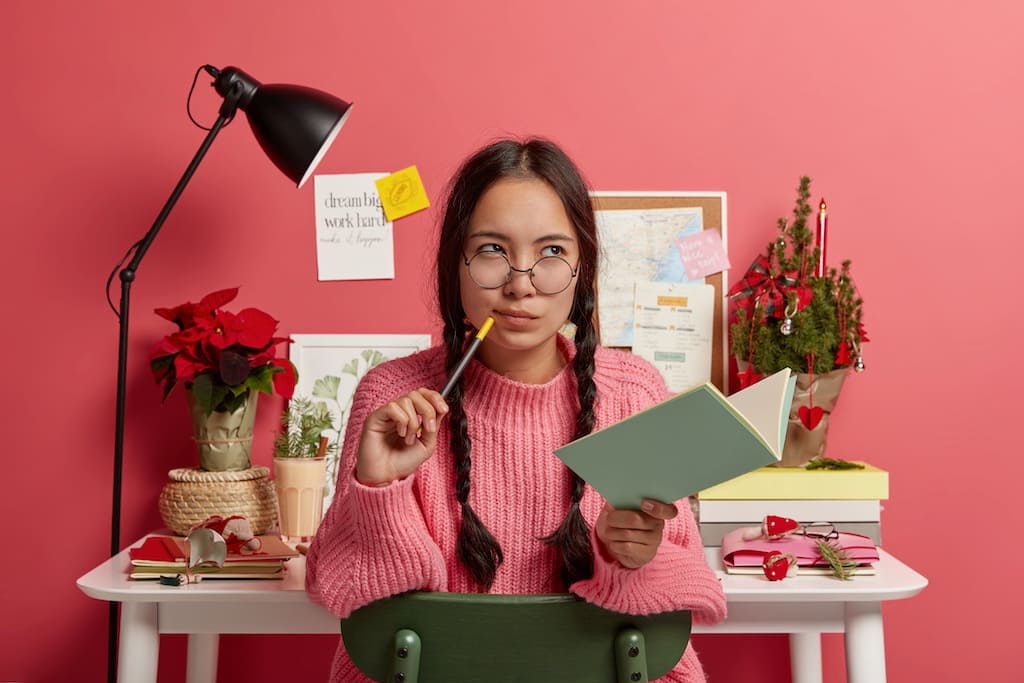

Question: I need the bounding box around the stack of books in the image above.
[696,463,888,547]
[127,534,300,580]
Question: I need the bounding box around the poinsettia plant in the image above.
[149,287,297,415]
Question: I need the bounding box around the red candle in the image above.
[815,198,828,277]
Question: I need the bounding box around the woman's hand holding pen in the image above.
[355,388,449,487]
[595,500,678,569]
[354,319,489,487]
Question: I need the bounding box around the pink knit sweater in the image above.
[306,336,727,682]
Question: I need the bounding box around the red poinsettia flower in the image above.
[149,288,297,415]
[235,308,278,348]
[207,311,244,350]
[271,358,297,398]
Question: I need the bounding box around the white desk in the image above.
[78,542,926,683]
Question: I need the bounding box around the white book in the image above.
[699,521,881,546]
[697,498,881,523]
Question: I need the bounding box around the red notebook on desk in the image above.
[129,536,186,563]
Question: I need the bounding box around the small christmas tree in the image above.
[729,176,867,385]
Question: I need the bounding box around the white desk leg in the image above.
[789,632,823,683]
[844,602,886,683]
[118,602,159,683]
[186,634,219,683]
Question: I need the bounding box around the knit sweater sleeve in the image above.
[569,351,727,625]
[305,355,447,619]
[571,504,726,625]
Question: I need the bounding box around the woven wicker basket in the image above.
[158,466,278,535]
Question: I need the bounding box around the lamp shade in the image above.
[215,67,353,187]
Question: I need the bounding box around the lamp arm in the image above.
[107,105,235,683]
[110,109,231,555]
[118,116,230,283]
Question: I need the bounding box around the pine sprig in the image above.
[273,396,340,459]
[805,458,865,470]
[816,539,860,580]
[772,175,817,276]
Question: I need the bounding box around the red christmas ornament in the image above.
[762,551,793,581]
[729,255,815,322]
[798,405,824,430]
[762,515,800,539]
[190,514,261,553]
[798,352,823,429]
[836,340,851,365]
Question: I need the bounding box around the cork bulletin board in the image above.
[591,192,728,392]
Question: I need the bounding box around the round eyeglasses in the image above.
[799,522,839,540]
[463,251,578,295]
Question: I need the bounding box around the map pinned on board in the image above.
[596,207,705,347]
[376,165,430,221]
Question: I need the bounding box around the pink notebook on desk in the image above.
[721,528,879,567]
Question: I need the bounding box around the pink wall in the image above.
[4,1,1020,680]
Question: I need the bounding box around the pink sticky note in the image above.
[676,230,730,280]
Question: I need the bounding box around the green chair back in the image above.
[341,591,692,683]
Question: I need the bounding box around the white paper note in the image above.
[631,282,714,393]
[314,174,394,281]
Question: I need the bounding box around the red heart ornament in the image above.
[762,551,791,581]
[798,405,824,430]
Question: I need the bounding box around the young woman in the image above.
[306,137,726,682]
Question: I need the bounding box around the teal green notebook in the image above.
[554,369,797,509]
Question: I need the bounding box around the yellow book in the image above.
[697,463,888,500]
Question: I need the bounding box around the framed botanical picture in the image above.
[288,333,432,513]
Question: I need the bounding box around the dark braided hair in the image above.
[436,137,601,590]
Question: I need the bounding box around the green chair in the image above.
[341,591,692,683]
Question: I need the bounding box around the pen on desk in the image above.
[440,316,494,399]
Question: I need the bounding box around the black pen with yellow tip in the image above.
[440,317,494,399]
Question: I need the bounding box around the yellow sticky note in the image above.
[375,166,430,221]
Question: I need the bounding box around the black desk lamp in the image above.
[105,64,352,682]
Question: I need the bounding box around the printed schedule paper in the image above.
[631,282,714,393]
